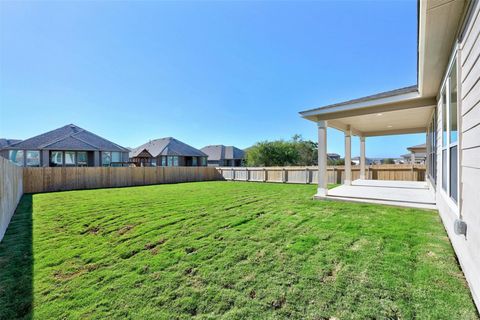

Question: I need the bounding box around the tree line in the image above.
[244,135,397,167]
[245,135,318,167]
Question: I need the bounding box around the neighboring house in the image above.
[402,143,427,164]
[0,139,22,149]
[130,137,207,167]
[200,145,245,167]
[0,124,129,167]
[351,156,374,165]
[299,0,480,309]
[327,153,341,161]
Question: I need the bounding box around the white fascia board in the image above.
[300,90,421,119]
[417,0,427,96]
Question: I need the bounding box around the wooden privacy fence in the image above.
[0,157,23,241]
[23,166,223,193]
[218,164,426,184]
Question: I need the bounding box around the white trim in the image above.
[439,48,460,214]
[439,188,460,216]
[300,91,421,118]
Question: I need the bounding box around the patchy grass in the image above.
[0,181,477,319]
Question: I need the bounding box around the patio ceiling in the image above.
[328,105,435,137]
[418,0,467,97]
[300,86,437,136]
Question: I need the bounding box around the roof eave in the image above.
[299,89,429,122]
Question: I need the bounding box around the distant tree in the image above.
[328,158,345,166]
[294,135,317,166]
[245,135,317,167]
[383,158,395,164]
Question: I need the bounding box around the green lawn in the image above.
[0,182,478,319]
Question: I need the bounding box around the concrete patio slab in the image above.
[317,179,436,210]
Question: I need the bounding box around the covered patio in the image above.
[300,85,437,209]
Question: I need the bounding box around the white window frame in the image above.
[439,47,460,213]
[50,151,64,166]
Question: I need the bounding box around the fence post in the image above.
[232,168,235,181]
[282,168,287,183]
[263,168,267,182]
[305,168,309,184]
[411,164,414,181]
[246,167,249,182]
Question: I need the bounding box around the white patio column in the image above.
[316,120,328,197]
[344,127,352,185]
[410,152,415,164]
[360,136,366,180]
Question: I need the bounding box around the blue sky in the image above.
[0,0,422,158]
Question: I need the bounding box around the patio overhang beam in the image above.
[303,96,436,122]
[328,120,364,136]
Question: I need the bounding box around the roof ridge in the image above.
[38,130,81,148]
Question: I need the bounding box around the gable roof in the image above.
[407,143,427,152]
[131,137,207,158]
[5,124,128,152]
[200,145,245,161]
[0,139,22,150]
[402,152,427,159]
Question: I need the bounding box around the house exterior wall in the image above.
[436,1,480,309]
[0,149,126,167]
[130,155,207,167]
[207,160,221,167]
[208,159,243,167]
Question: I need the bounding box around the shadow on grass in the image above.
[0,194,33,319]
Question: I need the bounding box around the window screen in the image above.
[442,150,447,191]
[450,146,458,202]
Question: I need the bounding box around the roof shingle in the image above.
[131,137,207,158]
[4,124,128,152]
[200,145,245,161]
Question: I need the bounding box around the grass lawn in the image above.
[0,181,478,319]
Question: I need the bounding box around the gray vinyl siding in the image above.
[437,1,480,309]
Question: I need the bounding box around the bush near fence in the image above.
[218,164,426,184]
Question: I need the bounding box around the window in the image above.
[192,157,198,166]
[167,156,173,166]
[9,150,24,166]
[65,151,76,166]
[26,150,40,167]
[161,156,166,166]
[77,152,88,166]
[151,158,157,166]
[442,90,447,148]
[102,152,112,166]
[112,152,121,163]
[201,157,207,166]
[450,63,458,144]
[441,57,459,203]
[173,156,179,166]
[50,151,63,166]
